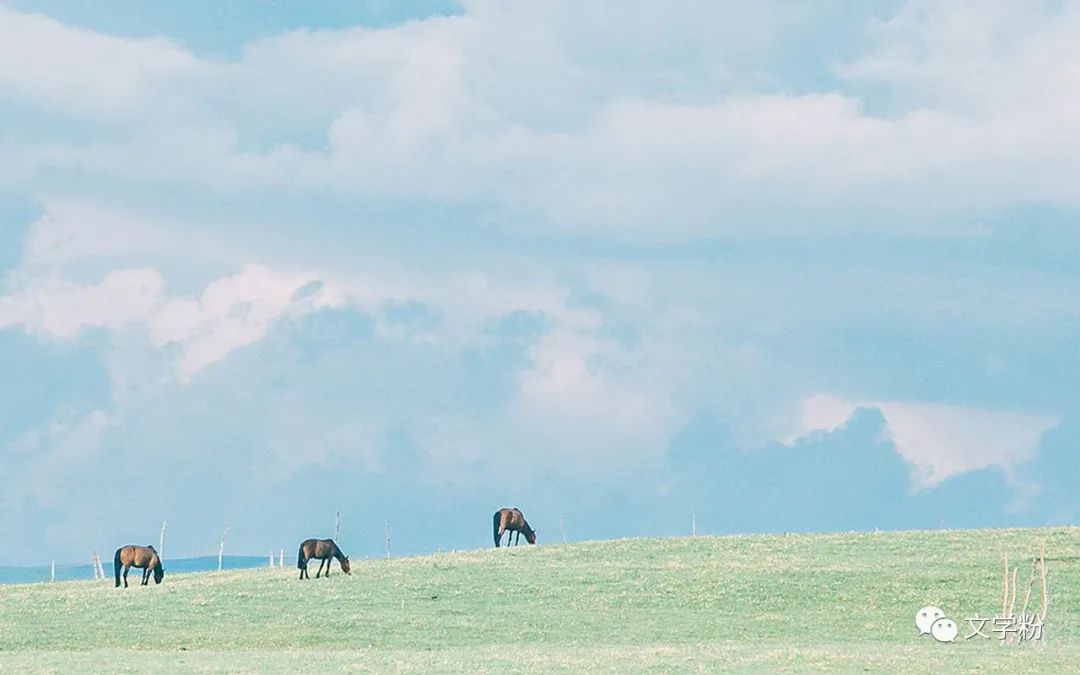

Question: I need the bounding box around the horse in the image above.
[493,507,536,547]
[297,538,351,579]
[114,544,164,588]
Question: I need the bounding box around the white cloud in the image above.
[424,328,686,479]
[839,0,1080,114]
[148,264,326,382]
[17,199,181,267]
[0,268,164,338]
[0,7,209,119]
[5,2,1080,239]
[0,261,330,382]
[791,393,1058,486]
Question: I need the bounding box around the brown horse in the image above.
[297,538,351,579]
[493,507,536,547]
[114,544,164,588]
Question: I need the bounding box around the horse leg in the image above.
[315,558,324,578]
[123,564,130,588]
[142,567,149,585]
[300,558,307,579]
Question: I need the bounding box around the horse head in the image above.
[340,556,351,574]
[525,529,537,545]
[153,563,165,584]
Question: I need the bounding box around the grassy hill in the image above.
[1,528,1078,673]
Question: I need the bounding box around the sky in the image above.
[2,0,1080,565]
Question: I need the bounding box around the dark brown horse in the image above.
[493,507,536,547]
[297,538,351,579]
[114,544,164,588]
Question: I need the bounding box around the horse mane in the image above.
[513,508,535,534]
[330,539,346,560]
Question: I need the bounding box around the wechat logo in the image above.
[916,605,957,643]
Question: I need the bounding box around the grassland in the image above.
[2,527,1079,673]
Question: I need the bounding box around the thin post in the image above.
[269,551,275,567]
[692,514,697,537]
[51,560,56,583]
[279,549,284,567]
[218,527,230,572]
[1040,540,1049,641]
[559,518,567,544]
[91,551,99,580]
[335,511,341,541]
[159,520,167,561]
[1001,555,1009,619]
[385,519,391,559]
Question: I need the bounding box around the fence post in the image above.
[279,549,284,567]
[385,520,391,559]
[51,560,56,583]
[218,527,230,572]
[159,520,167,561]
[335,511,341,542]
[692,514,697,537]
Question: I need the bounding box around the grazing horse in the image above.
[493,507,536,547]
[114,545,164,588]
[297,538,351,579]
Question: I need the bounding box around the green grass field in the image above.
[1,527,1078,673]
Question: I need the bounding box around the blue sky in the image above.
[2,1,1079,564]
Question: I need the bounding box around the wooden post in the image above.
[269,551,275,567]
[51,560,56,583]
[385,520,391,559]
[335,511,341,542]
[559,518,567,544]
[1001,555,1009,620]
[279,549,285,567]
[218,527,230,572]
[159,520,167,561]
[1040,540,1049,645]
[692,514,697,537]
[91,551,99,580]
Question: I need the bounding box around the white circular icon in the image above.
[915,606,944,635]
[931,617,958,643]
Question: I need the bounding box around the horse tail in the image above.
[113,548,122,587]
[296,543,305,569]
[493,511,501,547]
